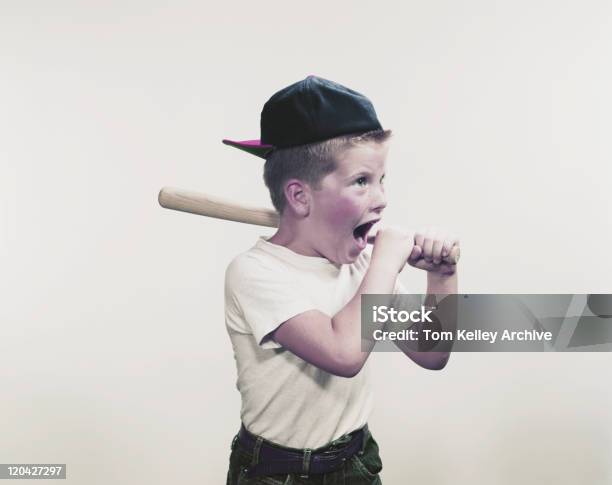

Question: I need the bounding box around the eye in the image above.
[380,174,385,184]
[355,176,368,187]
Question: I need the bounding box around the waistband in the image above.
[234,423,369,478]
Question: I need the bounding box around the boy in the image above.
[223,76,459,484]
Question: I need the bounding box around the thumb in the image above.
[408,244,422,262]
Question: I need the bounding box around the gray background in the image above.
[1,1,611,483]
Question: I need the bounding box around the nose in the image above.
[371,185,387,214]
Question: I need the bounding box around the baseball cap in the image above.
[223,75,383,159]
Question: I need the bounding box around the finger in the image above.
[408,244,422,262]
[413,230,425,250]
[411,258,435,272]
[448,246,460,264]
[413,259,457,274]
[432,238,444,264]
[435,262,456,275]
[441,238,454,259]
[442,236,460,263]
[422,230,435,262]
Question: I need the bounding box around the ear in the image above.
[283,179,311,217]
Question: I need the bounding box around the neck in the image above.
[267,213,319,257]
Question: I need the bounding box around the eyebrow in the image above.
[345,170,386,182]
[344,170,371,182]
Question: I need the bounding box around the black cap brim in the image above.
[222,139,274,159]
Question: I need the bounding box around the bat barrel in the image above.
[158,187,280,227]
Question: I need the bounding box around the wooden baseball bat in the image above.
[159,186,280,227]
[158,186,460,264]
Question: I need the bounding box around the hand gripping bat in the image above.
[158,186,460,264]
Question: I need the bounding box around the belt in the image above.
[236,424,367,478]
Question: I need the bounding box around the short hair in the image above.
[263,129,392,213]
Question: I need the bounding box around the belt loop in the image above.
[359,428,367,456]
[251,436,264,467]
[300,448,312,478]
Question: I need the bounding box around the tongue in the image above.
[353,222,371,250]
[354,233,367,250]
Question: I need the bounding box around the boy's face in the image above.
[307,141,389,264]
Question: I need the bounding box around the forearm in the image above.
[331,258,398,375]
[388,270,458,370]
[420,270,458,368]
[427,271,457,295]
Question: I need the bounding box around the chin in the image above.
[340,248,363,265]
[323,241,363,265]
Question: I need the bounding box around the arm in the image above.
[392,229,459,370]
[273,228,416,378]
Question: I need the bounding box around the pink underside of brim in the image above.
[223,139,273,148]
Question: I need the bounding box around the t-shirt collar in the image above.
[255,236,342,270]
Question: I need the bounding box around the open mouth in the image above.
[352,220,378,248]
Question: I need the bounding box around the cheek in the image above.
[322,196,361,229]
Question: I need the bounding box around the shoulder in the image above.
[225,251,258,282]
[224,249,279,317]
[225,245,285,284]
[225,244,301,301]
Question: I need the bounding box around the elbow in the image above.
[335,366,363,378]
[338,364,363,378]
[332,352,365,378]
[421,361,447,371]
[417,352,450,371]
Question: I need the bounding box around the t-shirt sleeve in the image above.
[394,276,410,295]
[224,254,317,350]
[392,274,425,316]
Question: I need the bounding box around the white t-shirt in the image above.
[224,237,376,449]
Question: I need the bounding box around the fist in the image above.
[409,228,459,275]
[370,226,416,273]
